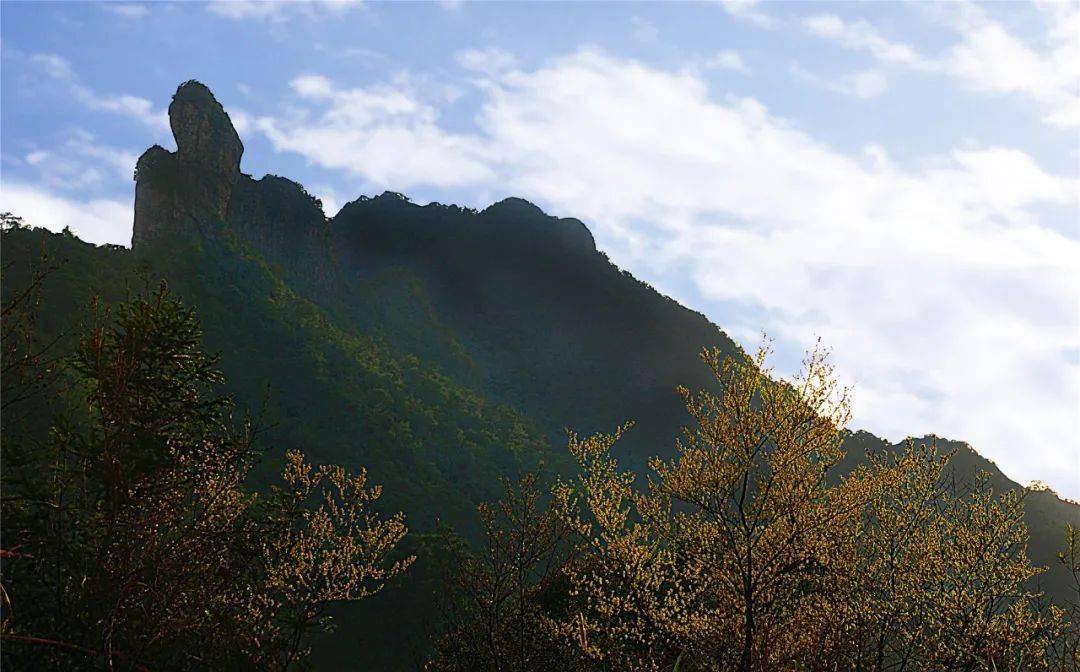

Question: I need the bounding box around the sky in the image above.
[1,0,1078,498]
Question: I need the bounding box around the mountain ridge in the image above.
[125,80,1054,483]
[123,79,1080,539]
[5,79,1075,669]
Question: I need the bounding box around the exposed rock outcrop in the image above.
[480,197,596,255]
[133,82,597,265]
[132,80,245,248]
[226,174,334,282]
[169,81,243,178]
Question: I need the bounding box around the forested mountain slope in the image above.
[3,80,1076,669]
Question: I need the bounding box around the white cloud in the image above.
[68,135,139,181]
[943,2,1080,129]
[0,182,132,246]
[718,0,773,28]
[29,53,74,80]
[839,70,887,99]
[792,63,887,99]
[207,0,362,22]
[101,3,149,19]
[256,76,493,189]
[291,74,336,99]
[24,151,50,166]
[805,5,1080,128]
[833,69,888,99]
[339,46,391,69]
[72,85,169,132]
[18,133,137,192]
[457,48,518,76]
[229,107,254,136]
[804,15,930,69]
[208,0,280,20]
[702,50,748,74]
[251,50,1079,495]
[30,52,168,132]
[313,184,342,216]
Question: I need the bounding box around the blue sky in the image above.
[2,0,1078,497]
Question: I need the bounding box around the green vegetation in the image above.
[3,243,1076,669]
[1,267,409,670]
[5,191,1080,668]
[1,218,556,669]
[429,346,1079,671]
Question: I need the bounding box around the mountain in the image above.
[4,80,1077,669]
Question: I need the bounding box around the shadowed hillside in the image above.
[3,80,1076,670]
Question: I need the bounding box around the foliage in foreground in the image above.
[1,280,411,670]
[430,345,1075,672]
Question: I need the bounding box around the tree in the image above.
[518,342,1061,671]
[0,214,66,413]
[0,282,411,670]
[838,447,1060,671]
[1047,526,1080,671]
[426,473,588,672]
[250,450,412,670]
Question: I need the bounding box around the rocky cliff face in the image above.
[132,80,598,286]
[133,81,333,283]
[169,81,243,178]
[132,81,245,248]
[226,174,330,274]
